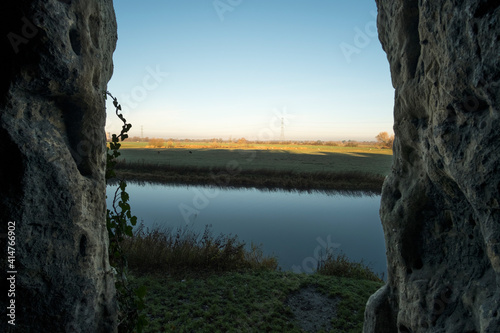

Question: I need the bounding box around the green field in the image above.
[111,143,393,192]
[116,143,393,176]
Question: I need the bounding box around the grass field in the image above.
[133,271,382,333]
[116,142,392,175]
[123,225,383,332]
[112,142,393,192]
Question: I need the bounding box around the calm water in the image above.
[106,183,387,276]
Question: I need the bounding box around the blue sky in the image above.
[105,0,394,141]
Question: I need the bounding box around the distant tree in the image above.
[149,138,164,148]
[167,140,174,148]
[211,139,220,148]
[376,132,394,149]
[345,140,359,147]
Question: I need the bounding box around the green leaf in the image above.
[121,191,130,202]
[130,216,138,226]
[105,91,147,331]
[135,285,148,299]
[125,225,133,236]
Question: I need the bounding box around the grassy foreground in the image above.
[132,271,382,333]
[113,145,392,193]
[122,225,383,332]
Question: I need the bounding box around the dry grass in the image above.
[316,250,383,282]
[121,224,278,276]
[113,160,385,194]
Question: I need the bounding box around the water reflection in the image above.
[106,182,387,276]
[107,179,381,197]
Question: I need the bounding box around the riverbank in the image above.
[114,161,385,194]
[123,225,383,332]
[113,146,391,193]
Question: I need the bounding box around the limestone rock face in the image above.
[0,1,117,332]
[364,1,500,332]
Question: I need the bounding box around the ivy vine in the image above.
[105,91,147,333]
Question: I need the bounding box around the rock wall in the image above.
[365,1,500,332]
[0,1,117,332]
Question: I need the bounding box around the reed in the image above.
[316,250,383,282]
[121,224,278,276]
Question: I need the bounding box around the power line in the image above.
[280,117,285,142]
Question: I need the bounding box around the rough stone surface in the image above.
[0,1,117,332]
[364,1,500,332]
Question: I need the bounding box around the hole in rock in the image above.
[92,69,100,89]
[442,210,453,231]
[79,234,88,257]
[473,23,479,35]
[69,28,82,55]
[398,324,411,333]
[462,95,489,113]
[474,0,500,18]
[413,257,423,270]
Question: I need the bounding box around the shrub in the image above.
[344,141,359,147]
[122,224,278,276]
[316,250,383,282]
[149,138,164,148]
[375,131,394,149]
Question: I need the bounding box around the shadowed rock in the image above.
[365,1,500,332]
[0,1,117,332]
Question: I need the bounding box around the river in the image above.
[106,183,387,276]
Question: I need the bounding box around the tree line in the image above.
[114,133,394,149]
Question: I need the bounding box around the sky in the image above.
[105,0,395,142]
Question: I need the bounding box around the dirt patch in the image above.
[285,286,341,332]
